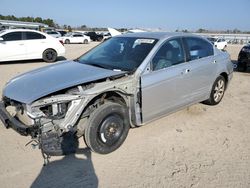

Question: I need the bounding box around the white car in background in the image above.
[207,37,227,50]
[0,29,65,62]
[59,33,90,44]
[45,31,62,38]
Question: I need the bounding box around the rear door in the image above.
[0,31,26,61]
[23,31,47,59]
[72,34,83,43]
[181,37,217,101]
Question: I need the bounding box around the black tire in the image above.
[83,39,88,44]
[84,102,130,154]
[42,49,57,63]
[203,76,226,105]
[237,61,247,72]
[97,37,103,42]
[65,39,70,44]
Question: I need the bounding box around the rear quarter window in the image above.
[24,32,46,40]
[185,37,214,61]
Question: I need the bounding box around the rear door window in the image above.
[48,31,57,34]
[73,34,83,37]
[24,32,46,40]
[2,32,22,41]
[184,37,214,61]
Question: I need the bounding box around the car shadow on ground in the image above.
[31,148,98,188]
[0,56,67,65]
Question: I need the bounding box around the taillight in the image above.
[59,40,64,46]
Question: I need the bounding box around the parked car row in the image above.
[0,28,247,73]
[59,32,90,44]
[45,30,111,44]
[207,37,227,50]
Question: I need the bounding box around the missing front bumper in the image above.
[0,101,30,136]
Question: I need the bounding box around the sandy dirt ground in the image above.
[0,43,250,188]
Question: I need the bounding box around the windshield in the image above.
[0,30,5,35]
[77,37,158,72]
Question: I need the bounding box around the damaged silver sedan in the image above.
[0,32,233,156]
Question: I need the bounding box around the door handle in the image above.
[19,44,24,46]
[181,69,190,74]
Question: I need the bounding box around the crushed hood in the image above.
[3,60,126,104]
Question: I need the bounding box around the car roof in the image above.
[117,32,200,40]
[1,29,41,32]
[0,29,47,36]
[0,29,53,38]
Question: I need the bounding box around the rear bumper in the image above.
[228,71,233,82]
[57,46,66,57]
[0,101,30,136]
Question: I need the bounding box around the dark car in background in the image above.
[57,30,68,37]
[237,43,250,71]
[85,31,103,41]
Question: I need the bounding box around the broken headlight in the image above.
[40,102,69,119]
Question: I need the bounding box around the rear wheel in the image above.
[42,49,57,63]
[65,39,70,44]
[83,39,88,44]
[97,37,103,42]
[84,102,130,154]
[203,75,226,105]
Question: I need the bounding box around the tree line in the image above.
[0,14,56,27]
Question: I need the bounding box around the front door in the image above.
[141,38,188,123]
[0,31,26,61]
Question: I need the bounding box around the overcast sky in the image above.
[0,0,249,31]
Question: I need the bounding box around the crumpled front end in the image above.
[0,71,134,157]
[1,86,90,136]
[0,85,93,157]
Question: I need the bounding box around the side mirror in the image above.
[0,37,3,41]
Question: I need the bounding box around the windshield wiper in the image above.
[74,59,106,69]
[86,63,109,69]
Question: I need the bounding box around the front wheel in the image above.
[203,76,226,105]
[84,102,130,154]
[237,61,247,72]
